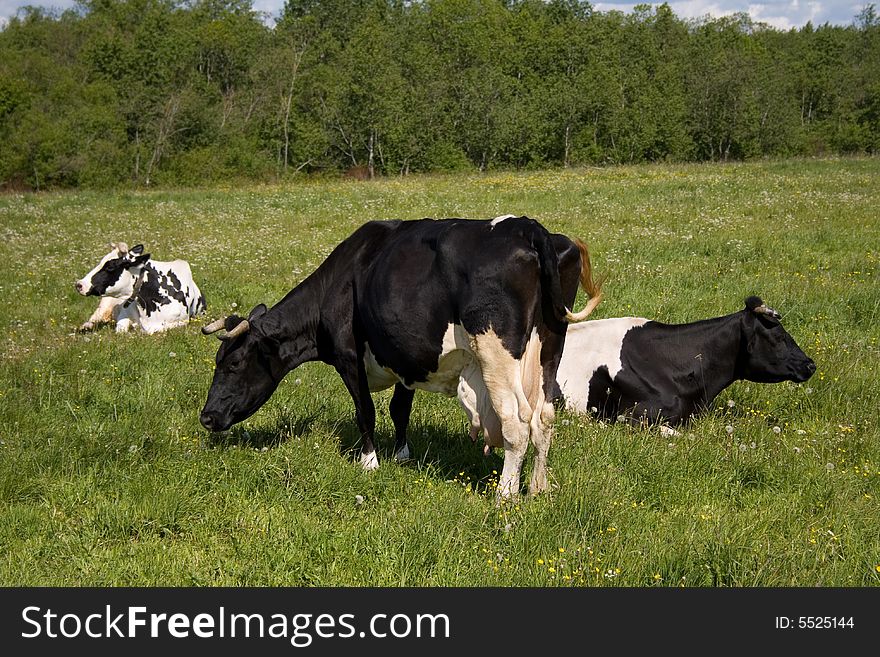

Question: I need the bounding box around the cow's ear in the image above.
[248,304,268,321]
[130,252,150,266]
[131,244,145,255]
[744,296,763,311]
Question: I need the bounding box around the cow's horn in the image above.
[219,319,250,340]
[755,304,781,319]
[201,318,227,335]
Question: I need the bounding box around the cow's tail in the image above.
[533,226,603,324]
[563,238,604,323]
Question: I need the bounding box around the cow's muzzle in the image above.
[199,411,221,432]
[794,358,817,382]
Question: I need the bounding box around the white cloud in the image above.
[593,1,861,28]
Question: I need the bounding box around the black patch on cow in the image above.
[137,263,173,316]
[585,365,620,419]
[86,256,127,295]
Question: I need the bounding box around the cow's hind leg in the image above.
[528,399,554,495]
[521,331,552,496]
[390,383,414,462]
[473,331,533,503]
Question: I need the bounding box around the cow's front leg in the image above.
[336,358,379,471]
[390,383,414,462]
[80,296,124,332]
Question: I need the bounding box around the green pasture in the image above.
[0,157,878,586]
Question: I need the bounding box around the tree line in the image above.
[1,0,878,189]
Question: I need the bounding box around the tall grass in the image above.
[0,157,877,586]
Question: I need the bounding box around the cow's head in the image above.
[199,304,283,432]
[737,296,816,384]
[75,242,150,298]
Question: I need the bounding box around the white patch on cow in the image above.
[472,327,548,500]
[363,323,475,397]
[363,344,401,392]
[490,214,516,228]
[394,444,411,462]
[419,323,474,395]
[360,449,379,471]
[555,317,648,414]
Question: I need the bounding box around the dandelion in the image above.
[875,565,880,573]
[826,463,835,471]
[727,399,736,408]
[726,425,734,435]
[355,494,364,505]
[793,446,802,454]
[772,426,781,434]
[739,443,747,452]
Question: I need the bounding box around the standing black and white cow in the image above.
[199,216,602,501]
[460,296,815,434]
[75,242,207,334]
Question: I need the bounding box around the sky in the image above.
[0,0,871,31]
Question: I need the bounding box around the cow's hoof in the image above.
[394,444,411,462]
[78,322,94,332]
[360,450,379,471]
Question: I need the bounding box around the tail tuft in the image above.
[564,238,605,323]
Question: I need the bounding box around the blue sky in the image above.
[0,0,870,30]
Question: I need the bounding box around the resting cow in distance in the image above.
[460,296,815,437]
[75,242,206,334]
[199,216,602,501]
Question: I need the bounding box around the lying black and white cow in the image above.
[199,216,602,500]
[460,296,815,437]
[75,242,206,334]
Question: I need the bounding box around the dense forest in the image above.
[1,0,878,189]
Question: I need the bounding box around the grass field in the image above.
[0,157,878,586]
